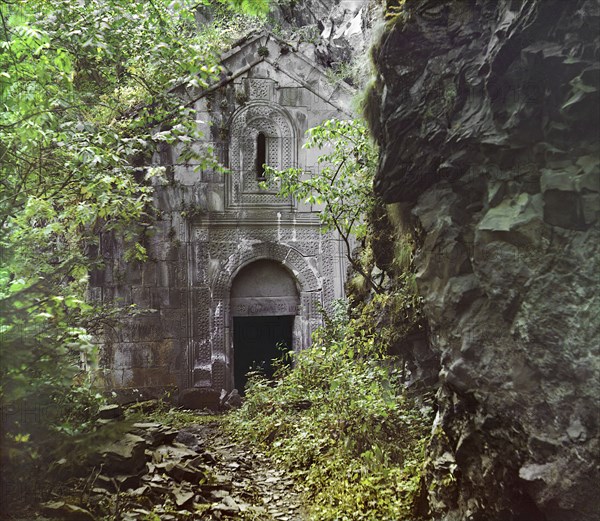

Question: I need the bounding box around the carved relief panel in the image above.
[227,97,297,209]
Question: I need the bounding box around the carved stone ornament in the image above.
[194,241,322,389]
[227,99,297,209]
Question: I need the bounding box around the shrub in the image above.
[226,301,434,520]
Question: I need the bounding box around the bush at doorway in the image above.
[225,301,434,520]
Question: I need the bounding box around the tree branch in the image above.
[325,197,383,295]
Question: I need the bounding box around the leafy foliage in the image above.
[226,302,434,520]
[143,403,223,430]
[347,212,427,354]
[0,0,267,512]
[264,118,382,292]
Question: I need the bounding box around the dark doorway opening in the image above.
[233,315,294,393]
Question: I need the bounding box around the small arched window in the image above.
[256,132,266,180]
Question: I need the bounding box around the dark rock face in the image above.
[366,1,599,520]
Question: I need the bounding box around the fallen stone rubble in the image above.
[41,408,305,520]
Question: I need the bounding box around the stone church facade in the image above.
[94,32,354,403]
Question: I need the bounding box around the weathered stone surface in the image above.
[179,388,220,410]
[152,443,199,464]
[367,1,599,519]
[271,0,378,84]
[171,484,194,507]
[174,429,204,451]
[132,422,178,447]
[96,471,147,492]
[165,460,206,483]
[97,403,123,419]
[41,501,95,521]
[219,388,242,409]
[71,416,305,520]
[98,433,148,475]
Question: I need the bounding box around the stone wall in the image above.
[366,1,599,520]
[94,31,355,404]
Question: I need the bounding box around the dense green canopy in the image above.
[0,0,267,507]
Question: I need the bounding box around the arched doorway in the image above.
[230,260,299,392]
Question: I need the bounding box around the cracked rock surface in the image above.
[39,413,306,521]
[366,1,599,520]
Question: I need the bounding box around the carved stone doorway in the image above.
[230,260,300,392]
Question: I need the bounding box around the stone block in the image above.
[156,186,182,212]
[131,343,157,368]
[179,388,220,410]
[142,261,158,287]
[132,339,179,369]
[158,242,182,262]
[131,287,149,307]
[160,289,185,309]
[147,287,169,309]
[174,164,199,186]
[209,189,224,211]
[129,367,180,388]
[98,404,123,420]
[127,263,143,285]
[278,87,304,107]
[575,170,600,192]
[161,309,187,339]
[112,285,132,305]
[540,170,575,192]
[112,344,134,369]
[293,110,308,134]
[543,190,585,230]
[192,367,212,387]
[95,433,147,475]
[581,193,599,224]
[201,170,223,183]
[125,318,163,342]
[114,368,134,388]
[157,261,186,288]
[211,360,227,393]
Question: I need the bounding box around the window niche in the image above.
[227,101,296,208]
[256,132,267,180]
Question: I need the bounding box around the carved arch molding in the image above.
[227,100,297,209]
[195,242,323,391]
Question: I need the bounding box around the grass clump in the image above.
[145,407,222,429]
[225,301,433,521]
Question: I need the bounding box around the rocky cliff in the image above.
[269,0,381,86]
[366,1,599,520]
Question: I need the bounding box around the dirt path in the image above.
[32,411,308,521]
[175,419,307,521]
[17,411,308,521]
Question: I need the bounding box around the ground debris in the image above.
[37,411,305,520]
[40,501,95,520]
